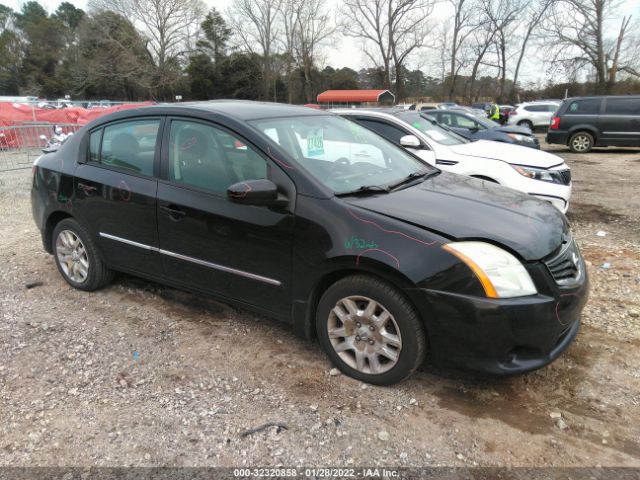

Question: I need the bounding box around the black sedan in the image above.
[31,101,587,385]
[424,109,540,149]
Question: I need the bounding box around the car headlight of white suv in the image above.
[511,164,567,184]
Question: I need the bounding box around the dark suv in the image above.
[546,96,640,153]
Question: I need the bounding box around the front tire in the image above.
[316,275,427,385]
[569,131,594,153]
[52,218,114,291]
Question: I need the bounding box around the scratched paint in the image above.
[356,248,400,268]
[346,208,438,247]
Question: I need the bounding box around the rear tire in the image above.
[316,274,427,385]
[518,120,534,131]
[569,131,594,153]
[52,218,114,291]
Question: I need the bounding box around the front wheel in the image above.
[316,275,427,385]
[569,132,594,153]
[52,218,114,291]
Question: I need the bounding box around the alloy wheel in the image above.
[55,229,89,283]
[327,295,402,375]
[571,135,591,152]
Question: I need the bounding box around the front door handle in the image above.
[160,205,187,220]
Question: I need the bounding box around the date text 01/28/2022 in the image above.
[232,467,400,477]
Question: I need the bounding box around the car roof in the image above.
[562,95,640,101]
[128,100,328,121]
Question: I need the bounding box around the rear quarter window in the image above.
[566,99,601,114]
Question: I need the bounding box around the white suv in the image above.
[334,109,572,213]
[507,102,560,130]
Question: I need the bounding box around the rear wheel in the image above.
[517,120,534,131]
[316,275,426,385]
[52,218,114,291]
[569,132,594,153]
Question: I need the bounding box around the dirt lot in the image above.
[1,140,639,469]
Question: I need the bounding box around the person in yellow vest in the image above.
[489,103,500,122]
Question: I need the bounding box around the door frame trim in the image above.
[99,232,282,286]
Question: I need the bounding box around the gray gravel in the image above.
[1,142,639,468]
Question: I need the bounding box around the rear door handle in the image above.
[160,205,187,220]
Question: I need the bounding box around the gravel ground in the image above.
[1,141,639,469]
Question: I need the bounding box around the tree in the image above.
[73,11,154,99]
[510,0,555,98]
[89,0,205,98]
[15,2,67,96]
[545,0,636,93]
[294,0,335,102]
[446,0,481,100]
[227,0,283,100]
[480,0,523,100]
[216,52,264,99]
[198,7,231,63]
[0,5,21,95]
[186,52,216,99]
[341,0,435,101]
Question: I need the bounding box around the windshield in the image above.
[394,112,468,146]
[250,115,435,194]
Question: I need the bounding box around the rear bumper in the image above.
[546,131,568,145]
[417,271,589,375]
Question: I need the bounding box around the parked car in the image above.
[334,109,571,212]
[409,102,457,111]
[499,105,515,124]
[546,95,640,153]
[422,109,539,149]
[507,101,560,130]
[471,102,492,114]
[31,101,587,385]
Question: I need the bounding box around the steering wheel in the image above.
[327,157,352,179]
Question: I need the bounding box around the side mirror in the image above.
[227,179,286,207]
[400,135,422,149]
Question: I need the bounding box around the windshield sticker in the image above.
[424,130,448,141]
[307,128,325,156]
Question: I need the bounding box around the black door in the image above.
[156,118,295,319]
[601,97,640,146]
[73,117,163,276]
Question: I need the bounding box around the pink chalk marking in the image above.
[347,208,437,246]
[230,182,252,199]
[267,146,295,170]
[356,248,400,269]
[555,293,581,326]
[118,180,132,202]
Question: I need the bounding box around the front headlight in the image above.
[507,133,534,143]
[443,241,537,298]
[511,164,563,183]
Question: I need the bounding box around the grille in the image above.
[545,237,582,286]
[558,169,571,185]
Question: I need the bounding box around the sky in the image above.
[2,0,639,85]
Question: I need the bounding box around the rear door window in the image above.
[604,98,640,115]
[524,105,546,112]
[99,119,161,176]
[567,99,601,114]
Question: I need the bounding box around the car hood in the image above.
[449,140,564,168]
[345,171,566,261]
[493,125,534,135]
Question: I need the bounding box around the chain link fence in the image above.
[0,123,81,172]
